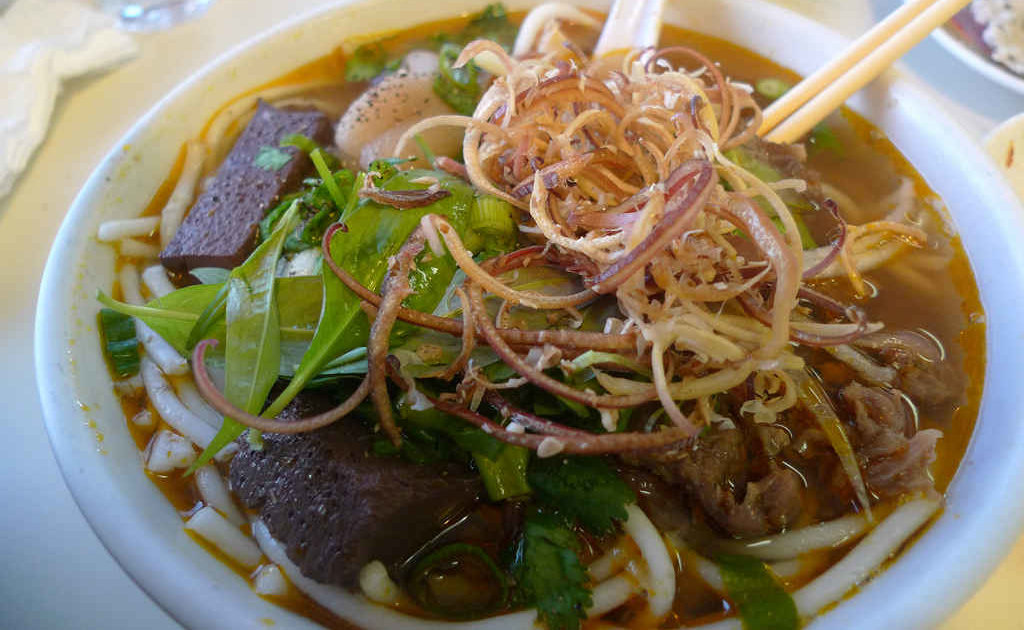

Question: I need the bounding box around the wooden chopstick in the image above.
[760,0,973,144]
[594,0,666,58]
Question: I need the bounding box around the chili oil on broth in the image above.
[106,13,985,630]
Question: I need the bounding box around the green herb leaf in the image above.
[262,169,477,419]
[185,281,229,351]
[98,276,321,372]
[190,267,231,285]
[716,554,799,630]
[528,456,635,535]
[512,510,591,630]
[191,202,301,469]
[254,145,293,171]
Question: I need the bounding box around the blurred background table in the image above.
[2,0,1020,628]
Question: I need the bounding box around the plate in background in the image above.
[933,6,1024,95]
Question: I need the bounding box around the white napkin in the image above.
[1,0,138,199]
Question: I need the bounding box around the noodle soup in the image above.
[92,4,983,629]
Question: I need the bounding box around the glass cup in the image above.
[96,0,214,31]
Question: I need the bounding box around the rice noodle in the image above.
[621,504,676,620]
[194,464,246,526]
[144,430,195,473]
[118,238,160,259]
[141,357,217,449]
[792,497,940,617]
[185,506,263,569]
[160,140,206,246]
[141,264,176,298]
[97,216,160,242]
[175,378,221,427]
[253,521,539,630]
[713,511,870,561]
[586,574,637,618]
[588,542,631,582]
[359,561,403,605]
[253,564,290,597]
[120,264,189,375]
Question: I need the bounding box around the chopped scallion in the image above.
[755,78,792,101]
[99,307,140,377]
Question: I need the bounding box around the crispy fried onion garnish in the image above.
[191,41,929,454]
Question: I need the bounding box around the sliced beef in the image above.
[229,392,482,589]
[852,330,961,408]
[633,428,803,538]
[743,136,826,207]
[840,382,941,499]
[160,102,332,273]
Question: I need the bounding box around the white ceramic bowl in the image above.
[35,1,1024,628]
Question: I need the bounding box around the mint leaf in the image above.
[527,456,635,535]
[512,510,591,630]
[253,146,292,171]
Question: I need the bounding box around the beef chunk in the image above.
[841,382,941,499]
[633,428,804,538]
[229,392,482,589]
[160,102,332,272]
[852,330,961,408]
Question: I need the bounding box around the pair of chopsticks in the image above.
[760,0,974,144]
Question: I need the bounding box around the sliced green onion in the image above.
[810,123,843,154]
[280,133,321,155]
[310,149,347,210]
[716,553,799,630]
[474,444,531,501]
[755,78,792,101]
[99,307,140,377]
[408,543,508,619]
[568,350,651,377]
[471,196,516,235]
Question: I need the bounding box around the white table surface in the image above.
[3,1,1021,628]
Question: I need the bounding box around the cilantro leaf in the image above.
[512,510,591,630]
[527,456,635,535]
[253,146,292,171]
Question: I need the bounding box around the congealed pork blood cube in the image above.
[160,101,332,273]
[229,391,483,589]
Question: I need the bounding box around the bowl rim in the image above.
[35,1,1024,629]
